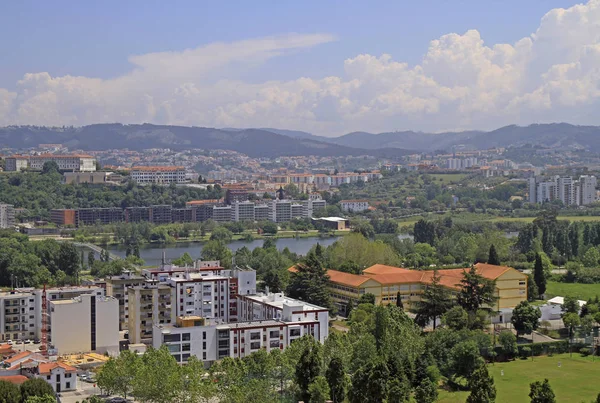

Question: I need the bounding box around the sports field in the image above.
[438,354,600,403]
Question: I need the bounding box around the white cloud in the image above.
[2,1,600,135]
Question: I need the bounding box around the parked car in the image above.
[6,340,13,345]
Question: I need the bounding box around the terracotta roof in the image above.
[363,264,411,275]
[131,166,185,172]
[326,269,380,287]
[473,263,518,279]
[38,362,77,375]
[5,351,34,365]
[0,375,28,385]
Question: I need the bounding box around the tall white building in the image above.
[130,166,187,184]
[529,175,597,206]
[0,204,15,229]
[49,294,119,355]
[579,175,598,205]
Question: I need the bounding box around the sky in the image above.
[1,0,599,136]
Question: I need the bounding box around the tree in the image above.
[511,301,541,338]
[442,306,469,331]
[209,227,233,242]
[97,350,139,399]
[450,341,482,381]
[414,377,437,403]
[351,222,375,239]
[295,337,322,403]
[487,244,500,265]
[20,378,55,401]
[261,221,278,235]
[415,270,453,329]
[529,379,556,403]
[57,242,80,278]
[308,376,330,403]
[201,240,233,269]
[41,161,60,175]
[326,357,347,403]
[562,295,580,314]
[562,312,581,340]
[358,293,376,305]
[287,250,332,310]
[527,274,539,301]
[467,364,496,403]
[582,247,600,267]
[457,266,498,315]
[498,330,518,358]
[172,252,194,267]
[396,291,404,309]
[0,380,20,403]
[24,396,56,403]
[533,253,547,298]
[132,346,183,403]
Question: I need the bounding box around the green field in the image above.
[428,174,468,184]
[546,282,600,301]
[439,354,600,403]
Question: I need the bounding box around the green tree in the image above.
[487,244,500,265]
[308,376,330,403]
[467,364,496,403]
[386,378,410,403]
[529,379,556,403]
[295,336,322,403]
[442,306,469,331]
[533,253,546,298]
[172,252,194,267]
[358,293,376,305]
[0,380,20,403]
[582,247,600,267]
[414,377,438,403]
[287,250,332,310]
[450,341,482,381]
[527,274,539,301]
[201,240,233,269]
[57,242,80,278]
[351,222,375,239]
[325,357,347,403]
[133,346,183,403]
[562,295,580,314]
[415,270,452,329]
[20,378,55,402]
[457,266,498,316]
[396,291,404,309]
[41,161,60,175]
[511,301,541,338]
[24,396,56,403]
[498,330,518,358]
[562,312,581,340]
[261,221,278,235]
[210,227,233,242]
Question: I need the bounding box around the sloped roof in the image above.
[0,375,28,385]
[363,264,412,275]
[327,270,380,288]
[38,362,77,375]
[473,263,517,279]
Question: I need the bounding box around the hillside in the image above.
[0,124,412,158]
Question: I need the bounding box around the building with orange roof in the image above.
[5,154,97,172]
[0,375,28,385]
[35,361,77,392]
[300,262,528,315]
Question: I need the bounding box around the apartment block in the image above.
[0,204,15,229]
[76,208,123,226]
[529,175,597,206]
[63,172,108,184]
[124,207,151,223]
[127,285,172,344]
[212,205,233,222]
[232,201,255,221]
[50,209,77,227]
[49,294,119,355]
[130,166,187,184]
[5,154,96,172]
[340,199,370,213]
[105,272,146,330]
[149,205,173,224]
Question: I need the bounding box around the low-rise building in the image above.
[131,166,187,184]
[0,204,15,229]
[340,200,370,213]
[35,362,77,393]
[5,154,96,172]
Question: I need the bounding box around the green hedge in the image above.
[492,340,587,359]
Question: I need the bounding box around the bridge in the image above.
[72,242,121,261]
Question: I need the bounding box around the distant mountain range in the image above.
[1,123,598,158]
[260,123,600,152]
[0,124,412,159]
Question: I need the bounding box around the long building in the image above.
[130,166,187,184]
[528,175,597,206]
[4,154,96,172]
[291,263,528,315]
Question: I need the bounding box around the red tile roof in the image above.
[38,362,77,375]
[0,375,28,385]
[327,269,380,287]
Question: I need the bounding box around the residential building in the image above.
[293,263,528,315]
[5,154,96,172]
[50,209,77,227]
[35,362,77,393]
[49,294,119,355]
[149,205,173,224]
[579,175,598,205]
[270,200,292,223]
[529,175,597,206]
[212,205,233,222]
[76,207,123,226]
[254,204,270,221]
[105,272,146,330]
[340,200,370,213]
[124,207,151,223]
[127,284,172,344]
[153,292,329,365]
[232,201,255,221]
[0,204,15,229]
[130,166,187,184]
[63,172,109,184]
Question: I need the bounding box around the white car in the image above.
[25,339,33,344]
[6,340,13,345]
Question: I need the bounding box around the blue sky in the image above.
[1,0,598,135]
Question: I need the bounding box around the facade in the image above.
[49,294,119,355]
[76,208,123,226]
[232,201,255,221]
[127,285,172,344]
[0,204,15,229]
[153,292,329,365]
[63,172,108,184]
[293,263,528,315]
[5,154,96,172]
[579,175,598,205]
[340,200,370,213]
[105,272,146,330]
[50,209,77,226]
[212,205,233,222]
[35,362,77,393]
[130,166,187,184]
[529,175,597,206]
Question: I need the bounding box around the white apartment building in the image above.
[232,201,255,221]
[5,154,96,172]
[153,292,329,365]
[340,200,370,213]
[0,204,15,229]
[529,175,597,206]
[130,166,187,184]
[579,175,598,205]
[49,294,119,355]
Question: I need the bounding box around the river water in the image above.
[108,234,414,266]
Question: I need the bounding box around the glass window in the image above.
[182,333,191,341]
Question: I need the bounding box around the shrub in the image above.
[520,346,531,359]
[579,347,592,357]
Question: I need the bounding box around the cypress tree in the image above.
[533,253,546,298]
[487,244,500,265]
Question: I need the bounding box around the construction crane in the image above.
[41,284,48,357]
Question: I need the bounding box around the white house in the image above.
[340,200,370,213]
[35,362,77,393]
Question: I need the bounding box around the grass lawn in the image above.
[429,173,468,184]
[438,354,600,403]
[546,281,600,301]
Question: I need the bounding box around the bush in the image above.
[579,347,592,356]
[520,346,531,359]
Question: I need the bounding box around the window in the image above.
[519,281,526,286]
[269,331,279,339]
[203,352,207,360]
[250,342,260,350]
[250,332,260,340]
[290,328,301,337]
[163,334,181,343]
[182,343,191,352]
[202,342,206,349]
[270,340,280,348]
[65,373,72,378]
[202,332,206,340]
[66,382,70,389]
[182,333,191,341]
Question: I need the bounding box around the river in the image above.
[107,234,414,266]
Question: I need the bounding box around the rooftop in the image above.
[131,166,185,172]
[244,292,326,311]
